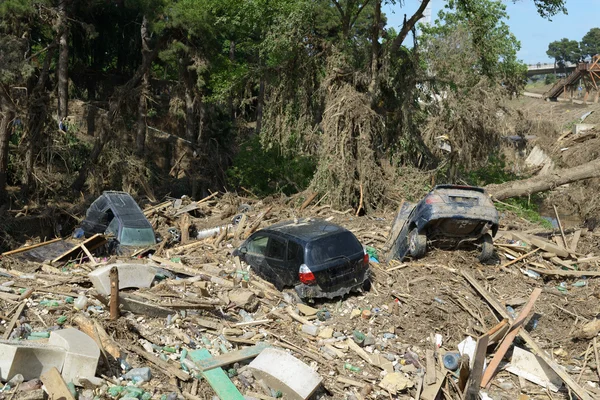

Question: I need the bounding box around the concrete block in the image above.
[573,123,595,135]
[48,328,100,383]
[0,341,65,381]
[88,263,157,295]
[248,348,322,400]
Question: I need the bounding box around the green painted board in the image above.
[189,349,245,400]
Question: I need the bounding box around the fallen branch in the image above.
[485,158,600,201]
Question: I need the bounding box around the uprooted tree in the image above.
[485,158,600,201]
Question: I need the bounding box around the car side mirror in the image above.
[240,246,248,254]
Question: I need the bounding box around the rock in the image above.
[296,304,318,316]
[379,372,413,394]
[318,327,333,339]
[123,367,152,383]
[229,290,258,312]
[301,325,318,336]
[363,335,376,347]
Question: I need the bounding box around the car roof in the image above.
[432,184,485,194]
[94,191,152,229]
[257,218,350,244]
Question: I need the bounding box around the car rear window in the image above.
[305,231,363,265]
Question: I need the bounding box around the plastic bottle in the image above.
[443,352,460,370]
[344,363,361,373]
[74,295,88,310]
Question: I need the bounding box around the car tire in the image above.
[478,233,494,263]
[408,228,427,259]
[362,278,372,292]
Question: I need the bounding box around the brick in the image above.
[88,263,157,295]
[248,348,322,400]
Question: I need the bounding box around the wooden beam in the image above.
[1,238,62,256]
[527,267,600,278]
[2,301,25,339]
[462,334,489,400]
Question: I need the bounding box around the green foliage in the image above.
[546,38,581,67]
[580,27,600,60]
[227,135,316,196]
[529,0,567,18]
[466,154,551,228]
[544,73,557,84]
[422,0,526,84]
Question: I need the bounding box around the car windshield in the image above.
[305,231,362,265]
[120,227,156,246]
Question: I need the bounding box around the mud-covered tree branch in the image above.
[485,158,600,201]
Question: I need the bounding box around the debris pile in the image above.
[1,192,600,400]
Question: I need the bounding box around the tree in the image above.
[419,0,526,177]
[57,0,69,121]
[547,38,581,72]
[581,27,600,60]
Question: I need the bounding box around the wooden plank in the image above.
[550,257,576,270]
[553,205,569,248]
[299,192,318,211]
[499,248,540,269]
[462,271,594,400]
[150,255,201,276]
[570,229,582,252]
[509,232,570,258]
[527,267,600,278]
[2,301,25,339]
[193,343,270,372]
[462,334,489,400]
[52,234,107,263]
[1,238,62,256]
[425,349,436,385]
[189,349,245,400]
[480,288,542,388]
[80,243,97,265]
[40,367,75,400]
[336,376,366,388]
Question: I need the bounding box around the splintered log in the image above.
[485,158,600,200]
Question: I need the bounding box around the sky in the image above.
[383,0,600,65]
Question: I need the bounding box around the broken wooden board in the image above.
[462,271,594,400]
[52,234,107,264]
[480,288,542,388]
[193,343,270,372]
[508,232,570,258]
[527,267,600,278]
[95,292,173,318]
[462,334,489,400]
[189,349,245,400]
[40,367,75,400]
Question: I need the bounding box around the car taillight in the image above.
[299,264,316,285]
[363,251,369,266]
[425,194,443,204]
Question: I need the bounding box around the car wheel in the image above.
[478,233,494,263]
[408,228,427,259]
[362,278,372,292]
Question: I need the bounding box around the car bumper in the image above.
[294,269,370,299]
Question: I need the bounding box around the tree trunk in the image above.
[485,158,600,200]
[22,43,56,195]
[71,39,163,192]
[390,0,431,52]
[135,16,150,156]
[255,75,265,135]
[368,0,381,96]
[178,54,197,144]
[57,0,69,121]
[228,40,235,121]
[0,92,15,201]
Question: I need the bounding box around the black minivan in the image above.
[233,218,370,299]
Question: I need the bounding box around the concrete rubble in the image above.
[0,193,599,399]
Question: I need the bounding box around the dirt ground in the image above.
[1,194,600,400]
